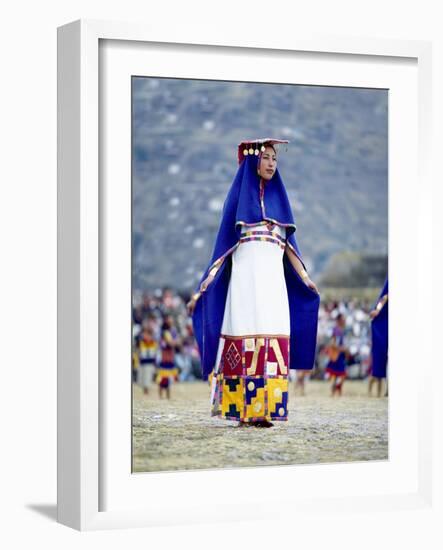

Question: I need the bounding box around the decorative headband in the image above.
[237,138,289,164]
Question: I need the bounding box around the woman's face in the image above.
[257,146,277,181]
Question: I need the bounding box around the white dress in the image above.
[210,221,291,422]
[221,222,290,337]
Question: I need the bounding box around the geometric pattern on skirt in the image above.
[210,335,290,422]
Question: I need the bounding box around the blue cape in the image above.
[192,154,320,380]
[371,278,388,378]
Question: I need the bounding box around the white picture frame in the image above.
[57,19,434,531]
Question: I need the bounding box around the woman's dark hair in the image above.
[263,143,277,155]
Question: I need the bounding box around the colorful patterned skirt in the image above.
[210,334,290,421]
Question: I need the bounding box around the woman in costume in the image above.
[369,278,388,397]
[325,313,347,397]
[188,138,320,427]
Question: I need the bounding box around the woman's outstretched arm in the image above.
[285,245,319,294]
[186,257,227,315]
[369,293,388,319]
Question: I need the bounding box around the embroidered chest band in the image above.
[239,229,286,250]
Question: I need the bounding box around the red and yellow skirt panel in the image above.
[210,334,289,422]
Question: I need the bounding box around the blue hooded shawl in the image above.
[371,278,388,378]
[192,153,320,380]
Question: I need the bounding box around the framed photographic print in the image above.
[57,19,433,530]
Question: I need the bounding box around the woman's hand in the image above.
[200,274,215,293]
[185,273,215,316]
[370,296,387,319]
[369,309,379,319]
[303,277,319,294]
[186,297,197,316]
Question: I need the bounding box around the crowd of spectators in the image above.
[132,287,201,382]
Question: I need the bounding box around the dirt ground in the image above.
[132,379,388,473]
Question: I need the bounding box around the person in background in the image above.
[325,313,348,396]
[136,323,158,395]
[132,303,144,327]
[156,315,180,399]
[161,287,175,314]
[140,292,153,319]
